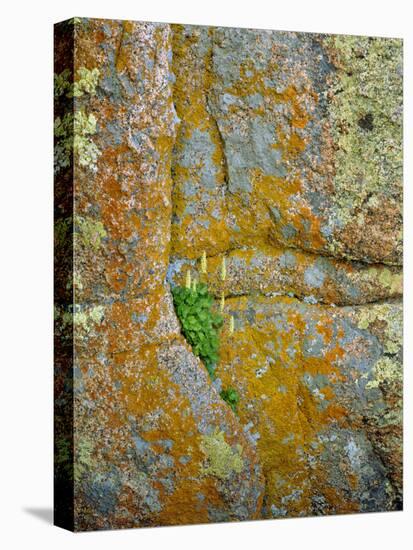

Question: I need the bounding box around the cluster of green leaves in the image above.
[220,387,240,413]
[172,283,223,379]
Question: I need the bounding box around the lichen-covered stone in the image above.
[168,246,402,306]
[170,27,402,266]
[216,296,402,516]
[56,18,264,531]
[55,18,402,531]
[323,36,403,264]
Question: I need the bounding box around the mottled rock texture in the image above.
[54,18,402,531]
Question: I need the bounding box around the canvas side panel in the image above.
[54,18,75,532]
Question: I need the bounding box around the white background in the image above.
[0,0,411,548]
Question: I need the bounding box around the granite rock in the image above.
[54,19,403,530]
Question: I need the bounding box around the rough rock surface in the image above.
[54,18,403,531]
[55,19,264,531]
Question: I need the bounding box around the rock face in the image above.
[54,18,402,531]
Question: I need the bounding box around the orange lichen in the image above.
[170,25,231,257]
[217,296,356,517]
[275,130,307,158]
[169,26,332,258]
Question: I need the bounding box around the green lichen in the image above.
[74,437,94,483]
[54,305,60,321]
[54,114,73,173]
[65,271,84,291]
[57,303,105,333]
[55,217,72,248]
[324,35,402,233]
[73,305,105,333]
[200,429,243,479]
[54,305,74,342]
[55,436,73,481]
[72,311,88,330]
[366,356,401,391]
[359,266,403,295]
[366,353,402,439]
[89,305,105,324]
[73,110,101,170]
[73,272,83,290]
[54,69,71,98]
[73,67,100,98]
[54,110,101,173]
[61,309,73,328]
[74,214,107,250]
[378,268,402,294]
[54,66,99,100]
[356,304,402,354]
[68,17,82,26]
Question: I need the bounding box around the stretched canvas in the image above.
[54,17,403,531]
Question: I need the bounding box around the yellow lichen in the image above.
[200,429,244,480]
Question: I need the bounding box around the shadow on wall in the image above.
[23,507,53,525]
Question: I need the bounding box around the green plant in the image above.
[220,387,240,413]
[172,283,223,379]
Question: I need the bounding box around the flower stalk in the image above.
[201,251,207,274]
[185,269,191,289]
[221,257,226,282]
[220,291,225,312]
